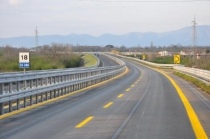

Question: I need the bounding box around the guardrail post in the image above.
[41,93,43,102]
[9,82,12,93]
[9,101,12,112]
[57,89,60,97]
[49,77,52,85]
[0,103,4,115]
[24,97,27,107]
[35,79,38,87]
[30,80,33,89]
[50,91,53,99]
[54,90,56,98]
[17,99,20,110]
[46,78,48,85]
[24,80,27,89]
[17,82,20,91]
[0,83,4,115]
[30,96,33,105]
[60,88,63,96]
[70,85,72,92]
[0,83,3,94]
[41,78,43,86]
[35,94,38,103]
[45,92,48,100]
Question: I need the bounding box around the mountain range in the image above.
[0,25,210,47]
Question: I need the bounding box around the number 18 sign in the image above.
[19,52,30,68]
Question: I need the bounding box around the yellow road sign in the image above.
[174,55,180,64]
[142,54,146,60]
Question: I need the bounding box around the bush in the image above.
[60,54,82,68]
[151,56,173,64]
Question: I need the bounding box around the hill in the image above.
[0,25,210,47]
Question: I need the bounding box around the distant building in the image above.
[158,51,172,57]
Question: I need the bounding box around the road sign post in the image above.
[174,54,180,64]
[19,52,30,73]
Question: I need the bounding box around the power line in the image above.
[79,0,210,2]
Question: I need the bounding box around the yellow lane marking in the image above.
[75,116,94,128]
[126,88,130,92]
[131,84,135,87]
[161,72,208,139]
[117,94,124,98]
[0,67,129,120]
[103,102,113,108]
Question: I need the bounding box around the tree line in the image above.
[0,43,209,71]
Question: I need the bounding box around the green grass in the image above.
[151,56,174,64]
[83,54,98,67]
[29,55,64,70]
[0,53,82,72]
[174,71,210,95]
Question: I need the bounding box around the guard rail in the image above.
[117,54,210,84]
[174,65,210,84]
[117,54,176,68]
[0,54,126,115]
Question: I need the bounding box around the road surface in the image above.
[0,57,209,139]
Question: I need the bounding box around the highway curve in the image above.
[0,57,209,139]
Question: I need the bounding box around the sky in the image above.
[0,0,210,38]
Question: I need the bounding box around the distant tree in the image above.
[105,45,114,49]
[119,46,127,52]
[40,43,72,61]
[206,48,210,54]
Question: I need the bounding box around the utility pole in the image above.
[35,26,39,47]
[192,16,197,66]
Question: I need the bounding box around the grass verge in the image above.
[174,71,210,95]
[83,54,98,67]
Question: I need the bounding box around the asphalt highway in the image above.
[0,57,209,139]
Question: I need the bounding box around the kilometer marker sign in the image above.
[19,52,30,68]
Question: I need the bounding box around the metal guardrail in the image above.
[174,65,210,84]
[118,54,210,84]
[117,54,176,68]
[0,54,126,115]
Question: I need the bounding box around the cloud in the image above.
[9,0,23,5]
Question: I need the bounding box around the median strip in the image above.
[75,116,94,128]
[103,102,113,108]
